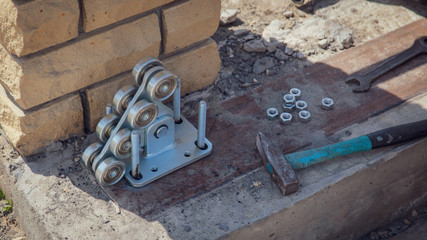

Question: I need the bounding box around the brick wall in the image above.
[0,0,221,156]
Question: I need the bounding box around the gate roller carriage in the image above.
[82,56,213,187]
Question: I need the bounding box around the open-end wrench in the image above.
[346,36,427,92]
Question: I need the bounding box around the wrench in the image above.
[346,36,427,92]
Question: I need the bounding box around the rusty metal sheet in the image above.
[108,19,427,217]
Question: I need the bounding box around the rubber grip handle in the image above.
[367,119,427,149]
[285,136,372,169]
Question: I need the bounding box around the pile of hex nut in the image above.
[266,88,334,125]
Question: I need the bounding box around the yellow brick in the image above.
[0,0,79,57]
[162,0,220,54]
[0,87,83,156]
[163,39,220,94]
[82,0,173,32]
[0,13,160,110]
[85,39,220,132]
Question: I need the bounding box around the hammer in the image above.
[256,119,427,195]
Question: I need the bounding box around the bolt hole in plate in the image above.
[123,116,212,187]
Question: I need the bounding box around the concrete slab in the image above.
[0,19,426,240]
[1,93,427,239]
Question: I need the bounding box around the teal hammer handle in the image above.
[285,136,372,169]
[285,119,427,169]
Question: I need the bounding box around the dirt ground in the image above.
[1,0,427,239]
[0,191,25,240]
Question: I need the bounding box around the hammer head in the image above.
[256,132,299,195]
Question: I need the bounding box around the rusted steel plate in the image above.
[108,19,427,217]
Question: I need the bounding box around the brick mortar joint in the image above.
[3,0,209,58]
[2,36,216,116]
[12,0,185,59]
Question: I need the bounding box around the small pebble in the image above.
[252,181,262,187]
[284,47,294,56]
[220,9,238,25]
[218,223,229,231]
[403,219,411,225]
[318,39,329,49]
[74,157,81,162]
[283,10,293,18]
[48,191,57,198]
[233,29,250,37]
[411,209,418,217]
[184,225,192,232]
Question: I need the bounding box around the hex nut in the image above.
[298,110,312,123]
[295,100,308,111]
[283,93,296,105]
[279,113,292,125]
[282,103,295,113]
[290,88,302,100]
[266,108,279,120]
[321,97,334,110]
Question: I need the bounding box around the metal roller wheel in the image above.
[96,113,120,143]
[82,142,104,169]
[132,57,163,86]
[112,85,138,114]
[95,157,126,186]
[127,99,158,129]
[110,128,132,159]
[141,66,164,85]
[146,70,178,101]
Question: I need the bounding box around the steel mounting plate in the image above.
[123,117,212,187]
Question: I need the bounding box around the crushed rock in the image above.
[252,57,275,74]
[243,39,266,53]
[220,9,238,25]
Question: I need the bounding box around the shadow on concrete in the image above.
[19,18,427,239]
[368,0,427,17]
